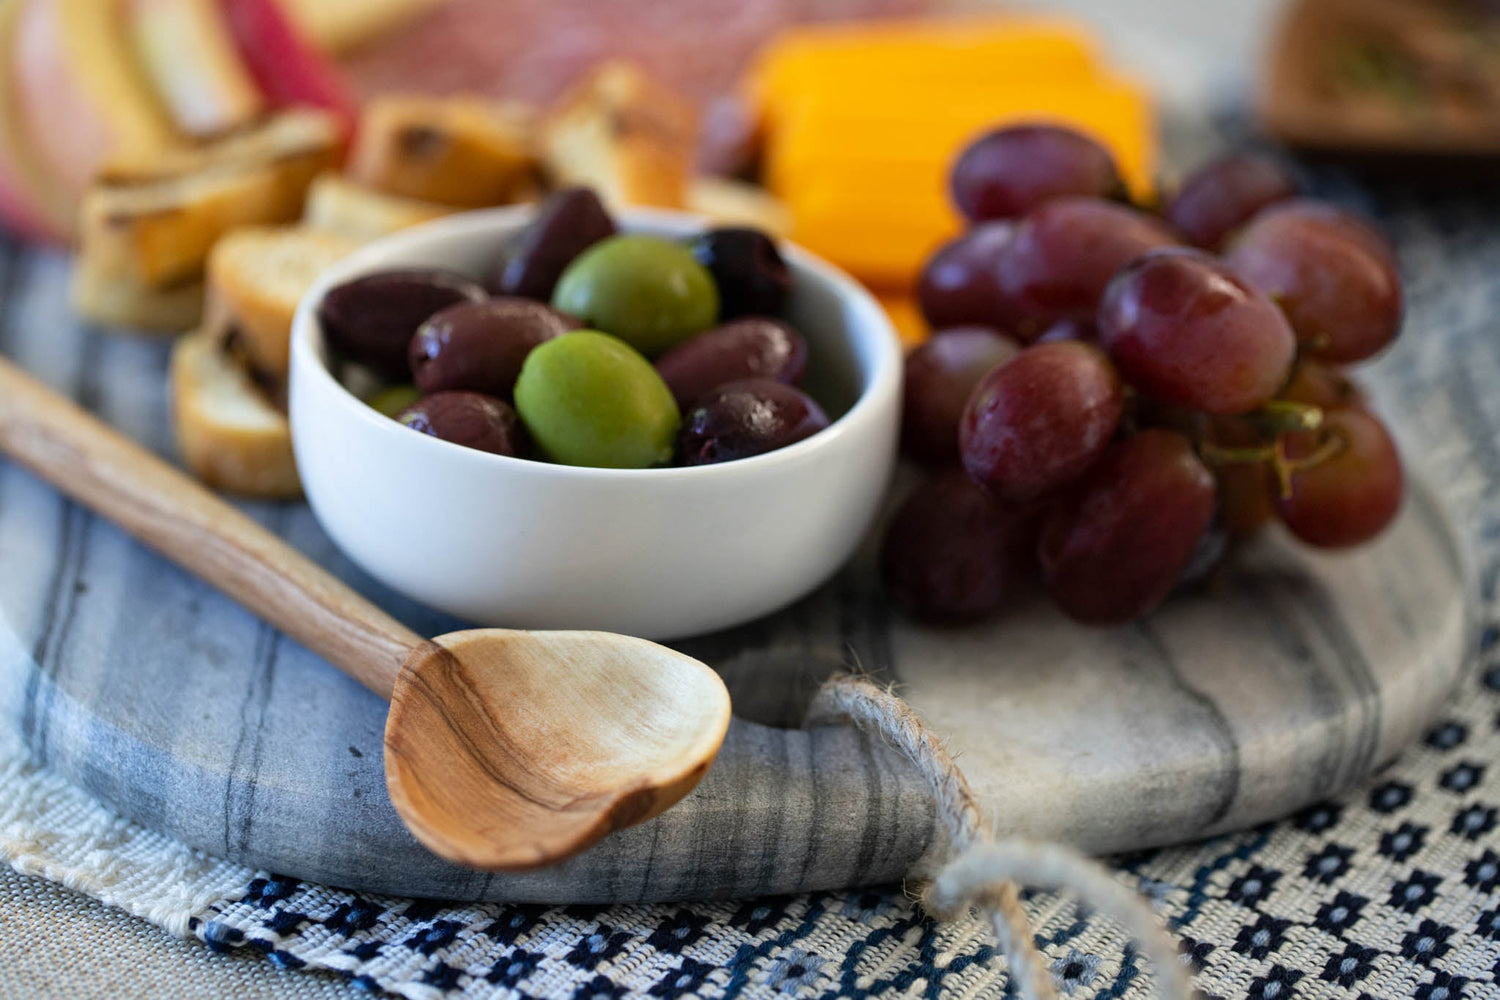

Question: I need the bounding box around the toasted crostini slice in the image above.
[170,322,300,499]
[78,109,343,291]
[302,172,456,241]
[541,61,696,210]
[347,95,539,208]
[71,262,205,335]
[207,224,361,376]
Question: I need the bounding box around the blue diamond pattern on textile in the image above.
[762,946,829,993]
[1440,762,1486,794]
[564,926,632,970]
[242,877,297,906]
[1425,721,1467,750]
[1227,865,1281,907]
[1477,907,1500,942]
[1320,941,1380,987]
[1370,781,1413,813]
[1247,964,1303,1000]
[647,957,717,998]
[1378,822,1429,862]
[1233,915,1291,960]
[421,963,465,991]
[482,908,544,947]
[1050,948,1102,995]
[731,898,792,936]
[1401,919,1456,966]
[485,947,545,986]
[1304,843,1354,883]
[1179,936,1215,972]
[645,911,710,952]
[1414,971,1472,1000]
[199,920,244,952]
[404,919,463,956]
[263,909,308,936]
[323,901,381,934]
[1451,804,1497,839]
[571,974,630,999]
[1293,802,1342,833]
[1389,871,1443,913]
[1464,849,1500,892]
[1314,891,1369,936]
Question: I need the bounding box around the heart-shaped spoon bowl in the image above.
[387,630,732,871]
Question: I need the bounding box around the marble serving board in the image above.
[0,247,1471,903]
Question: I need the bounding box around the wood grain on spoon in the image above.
[0,355,731,871]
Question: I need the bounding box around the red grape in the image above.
[959,341,1124,502]
[1215,461,1277,540]
[1164,153,1298,250]
[880,469,1039,624]
[1276,408,1402,548]
[1278,359,1366,412]
[950,124,1126,222]
[901,327,1021,465]
[995,197,1178,333]
[1098,248,1296,415]
[1035,317,1097,344]
[1225,200,1403,364]
[1039,429,1216,625]
[917,222,1021,331]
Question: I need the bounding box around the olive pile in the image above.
[318,188,829,469]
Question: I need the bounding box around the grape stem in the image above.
[1251,400,1324,435]
[1271,427,1351,499]
[1195,400,1347,499]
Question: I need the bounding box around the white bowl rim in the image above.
[290,204,903,482]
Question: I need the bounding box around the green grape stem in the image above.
[1194,400,1347,499]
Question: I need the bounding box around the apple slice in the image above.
[129,0,265,137]
[13,0,176,197]
[219,0,357,134]
[0,0,74,242]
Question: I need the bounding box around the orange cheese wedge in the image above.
[746,17,1100,132]
[746,17,1157,291]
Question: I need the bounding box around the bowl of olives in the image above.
[289,190,901,639]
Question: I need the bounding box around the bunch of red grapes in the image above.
[883,125,1405,627]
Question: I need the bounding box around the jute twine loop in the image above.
[807,673,1193,1000]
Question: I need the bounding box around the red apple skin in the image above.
[219,0,358,135]
[0,0,74,242]
[14,0,116,197]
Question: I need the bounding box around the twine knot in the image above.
[808,672,1193,1000]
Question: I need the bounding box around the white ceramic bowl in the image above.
[289,206,902,639]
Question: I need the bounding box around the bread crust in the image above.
[207,224,360,376]
[71,263,205,335]
[302,172,455,241]
[78,110,342,291]
[170,323,299,498]
[540,61,696,210]
[347,96,538,207]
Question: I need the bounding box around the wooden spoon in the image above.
[0,357,731,871]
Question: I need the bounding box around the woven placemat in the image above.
[6,153,1500,1000]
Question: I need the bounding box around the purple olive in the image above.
[320,269,487,378]
[679,379,829,465]
[494,187,617,301]
[689,227,792,319]
[654,317,808,409]
[410,297,575,396]
[398,391,529,457]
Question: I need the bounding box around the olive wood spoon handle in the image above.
[0,355,417,698]
[0,356,731,871]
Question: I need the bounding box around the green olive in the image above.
[551,235,719,355]
[513,330,681,468]
[367,384,422,418]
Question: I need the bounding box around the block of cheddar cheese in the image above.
[744,17,1157,291]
